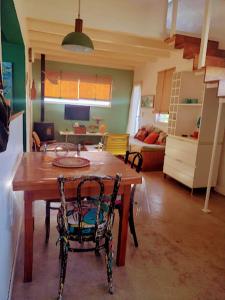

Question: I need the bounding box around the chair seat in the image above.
[65,199,109,240]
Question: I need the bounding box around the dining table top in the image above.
[12,151,142,192]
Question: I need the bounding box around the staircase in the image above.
[166,34,225,96]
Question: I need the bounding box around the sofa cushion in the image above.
[135,128,148,141]
[144,132,159,144]
[156,132,167,145]
[129,137,165,151]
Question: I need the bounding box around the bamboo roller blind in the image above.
[154,68,175,113]
[45,71,112,101]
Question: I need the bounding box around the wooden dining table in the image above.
[12,151,142,282]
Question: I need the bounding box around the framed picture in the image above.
[2,62,13,101]
[141,95,154,108]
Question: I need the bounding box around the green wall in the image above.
[32,60,133,141]
[1,0,26,148]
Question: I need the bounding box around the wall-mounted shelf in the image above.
[178,103,202,107]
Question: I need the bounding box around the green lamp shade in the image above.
[61,31,94,53]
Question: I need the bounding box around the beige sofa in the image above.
[129,136,166,171]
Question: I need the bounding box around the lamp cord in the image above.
[78,0,81,18]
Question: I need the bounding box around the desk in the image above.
[59,131,106,143]
[12,151,142,282]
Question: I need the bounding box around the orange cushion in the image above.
[144,132,159,144]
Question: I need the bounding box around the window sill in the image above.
[44,98,111,108]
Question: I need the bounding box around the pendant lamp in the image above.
[62,0,94,53]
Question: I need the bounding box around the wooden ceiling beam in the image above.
[27,17,170,50]
[33,47,142,68]
[30,40,157,64]
[28,30,169,58]
[34,53,136,71]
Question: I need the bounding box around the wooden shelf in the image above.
[178,103,202,107]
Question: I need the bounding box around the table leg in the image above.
[116,185,131,266]
[24,192,34,282]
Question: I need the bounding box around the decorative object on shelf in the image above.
[92,116,102,125]
[191,131,199,139]
[73,124,86,134]
[197,116,201,129]
[99,123,107,134]
[183,98,198,104]
[30,80,37,100]
[61,0,94,53]
[87,124,99,133]
[141,95,154,108]
[52,156,90,168]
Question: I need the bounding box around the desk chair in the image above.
[116,150,143,247]
[103,133,129,156]
[56,174,121,299]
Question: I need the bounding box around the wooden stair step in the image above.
[174,34,219,50]
[193,55,225,70]
[182,44,221,59]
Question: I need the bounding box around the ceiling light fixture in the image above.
[61,0,94,53]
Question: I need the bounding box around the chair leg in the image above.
[45,201,50,244]
[105,234,113,294]
[129,203,138,248]
[95,238,101,256]
[57,240,68,300]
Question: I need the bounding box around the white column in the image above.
[198,0,212,69]
[170,0,178,38]
[202,98,225,213]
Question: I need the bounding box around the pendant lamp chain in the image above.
[78,0,81,18]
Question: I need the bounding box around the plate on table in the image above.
[52,156,90,168]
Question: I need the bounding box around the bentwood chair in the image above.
[43,142,77,243]
[115,150,143,247]
[56,174,121,300]
[32,131,56,151]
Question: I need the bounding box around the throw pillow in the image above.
[135,128,148,141]
[156,132,167,145]
[144,132,159,144]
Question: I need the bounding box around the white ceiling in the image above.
[23,0,168,38]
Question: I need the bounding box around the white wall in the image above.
[134,49,193,132]
[0,114,24,300]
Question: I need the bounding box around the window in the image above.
[44,71,112,107]
[127,84,142,135]
[155,113,169,123]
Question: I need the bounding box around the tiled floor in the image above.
[12,172,225,300]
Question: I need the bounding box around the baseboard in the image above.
[215,185,225,196]
[7,215,23,300]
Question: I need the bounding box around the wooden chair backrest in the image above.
[32,131,41,151]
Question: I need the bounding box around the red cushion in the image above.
[135,129,148,141]
[144,132,159,144]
